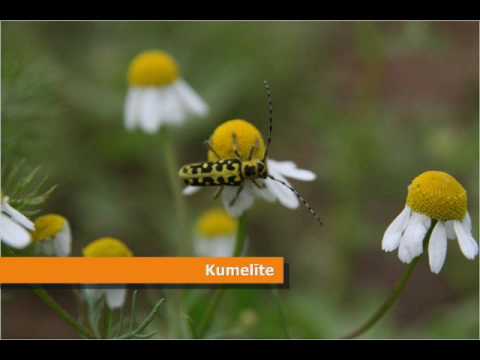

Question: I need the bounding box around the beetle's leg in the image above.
[204,140,221,160]
[251,178,266,189]
[229,184,244,207]
[248,139,260,161]
[231,132,242,160]
[213,186,224,200]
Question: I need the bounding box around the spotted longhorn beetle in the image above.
[179,81,322,224]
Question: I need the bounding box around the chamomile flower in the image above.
[182,119,316,217]
[194,208,238,257]
[82,237,133,309]
[32,214,72,256]
[0,193,34,249]
[124,50,208,133]
[382,171,478,273]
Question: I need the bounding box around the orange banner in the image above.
[0,257,284,285]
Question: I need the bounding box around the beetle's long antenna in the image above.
[267,175,323,225]
[263,80,273,161]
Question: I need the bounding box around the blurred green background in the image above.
[1,21,478,339]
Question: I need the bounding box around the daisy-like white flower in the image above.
[194,208,239,257]
[0,193,34,249]
[182,119,316,217]
[82,237,133,309]
[32,214,72,256]
[124,50,208,133]
[382,170,478,274]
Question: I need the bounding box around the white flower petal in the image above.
[250,180,276,203]
[175,79,209,117]
[268,159,316,181]
[453,220,479,260]
[194,235,236,257]
[264,173,299,209]
[162,86,185,125]
[3,202,35,231]
[428,222,448,274]
[39,240,56,256]
[463,212,472,233]
[182,185,202,196]
[53,223,72,257]
[446,213,473,241]
[0,214,31,249]
[382,206,411,252]
[419,213,432,229]
[222,186,255,217]
[139,89,161,133]
[445,220,456,240]
[105,288,127,309]
[124,88,140,130]
[155,89,169,128]
[398,236,412,263]
[83,287,103,304]
[398,212,429,263]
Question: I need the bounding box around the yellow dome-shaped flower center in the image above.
[128,50,179,87]
[406,171,467,221]
[32,214,66,242]
[196,208,238,238]
[208,119,266,161]
[83,237,133,257]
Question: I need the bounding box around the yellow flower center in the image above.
[128,50,179,87]
[208,119,266,161]
[32,214,66,242]
[406,171,467,221]
[83,237,133,257]
[196,208,238,238]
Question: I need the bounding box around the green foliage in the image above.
[2,159,56,215]
[82,289,164,339]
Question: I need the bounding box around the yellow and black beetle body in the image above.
[179,159,267,187]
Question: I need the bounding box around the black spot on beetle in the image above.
[227,176,240,185]
[216,177,226,185]
[201,164,213,173]
[227,160,240,171]
[203,177,214,185]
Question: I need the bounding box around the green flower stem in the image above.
[161,128,188,255]
[233,214,248,257]
[129,289,139,332]
[195,288,226,339]
[341,258,420,339]
[195,214,248,338]
[32,287,95,339]
[161,128,189,338]
[272,288,291,339]
[103,306,113,339]
[341,220,437,339]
